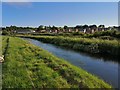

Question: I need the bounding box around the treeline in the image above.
[2,26,36,35]
[1,25,120,35]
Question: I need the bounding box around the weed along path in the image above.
[24,38,119,88]
[2,36,112,88]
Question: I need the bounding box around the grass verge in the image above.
[2,36,112,88]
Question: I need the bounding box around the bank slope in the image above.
[2,36,112,88]
[20,35,120,57]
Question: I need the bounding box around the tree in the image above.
[44,26,47,30]
[83,25,89,29]
[75,25,82,29]
[37,25,44,32]
[98,25,105,28]
[48,25,52,30]
[64,25,68,29]
[52,26,58,30]
[2,30,10,35]
[89,25,97,29]
[38,25,44,30]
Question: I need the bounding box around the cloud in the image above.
[3,2,33,8]
[2,0,32,2]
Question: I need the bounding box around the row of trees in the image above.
[37,25,59,31]
[2,25,119,31]
[37,25,106,31]
[75,25,105,29]
[37,25,120,31]
[1,25,119,35]
[2,26,37,35]
[2,26,36,31]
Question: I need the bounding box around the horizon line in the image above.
[1,24,119,28]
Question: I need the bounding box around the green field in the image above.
[2,36,112,88]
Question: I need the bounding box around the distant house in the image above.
[63,28,69,33]
[16,29,35,34]
[66,27,74,33]
[82,29,86,33]
[98,28,105,31]
[75,28,79,32]
[85,28,91,34]
[39,30,46,33]
[51,29,58,33]
[46,29,52,33]
[78,28,84,33]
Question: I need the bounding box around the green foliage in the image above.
[86,30,120,39]
[2,30,11,35]
[93,30,117,37]
[30,30,120,40]
[2,36,112,88]
[22,35,120,56]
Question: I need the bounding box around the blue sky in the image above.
[2,2,118,27]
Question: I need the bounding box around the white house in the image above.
[16,29,35,34]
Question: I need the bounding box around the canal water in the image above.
[24,38,119,88]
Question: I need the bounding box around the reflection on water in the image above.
[54,45,119,64]
[24,38,119,88]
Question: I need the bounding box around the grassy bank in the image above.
[18,35,120,57]
[2,36,112,88]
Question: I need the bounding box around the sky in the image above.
[2,2,118,27]
[1,0,120,2]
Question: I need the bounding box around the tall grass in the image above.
[21,35,120,57]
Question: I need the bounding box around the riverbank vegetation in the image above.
[2,36,112,88]
[18,35,120,58]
